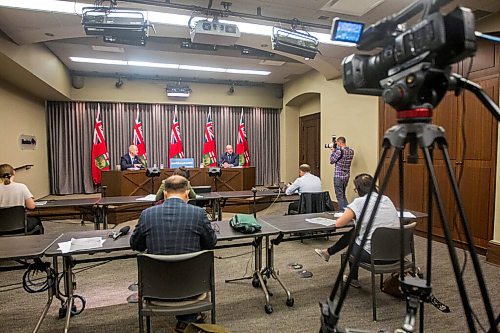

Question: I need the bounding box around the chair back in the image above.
[0,206,27,235]
[138,250,214,301]
[370,222,416,262]
[298,191,334,214]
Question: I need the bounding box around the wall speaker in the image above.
[72,76,85,89]
[275,86,283,99]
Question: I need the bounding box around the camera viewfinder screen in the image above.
[331,19,364,44]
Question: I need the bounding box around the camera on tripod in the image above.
[342,2,476,112]
[324,135,337,149]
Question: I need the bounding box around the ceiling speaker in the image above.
[72,76,85,89]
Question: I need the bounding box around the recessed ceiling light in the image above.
[69,57,271,75]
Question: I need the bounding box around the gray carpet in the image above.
[0,201,498,333]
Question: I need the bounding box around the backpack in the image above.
[229,214,262,234]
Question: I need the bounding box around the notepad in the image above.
[35,201,47,206]
[57,237,105,254]
[305,217,336,226]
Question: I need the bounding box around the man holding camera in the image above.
[330,136,354,211]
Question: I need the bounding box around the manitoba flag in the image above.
[202,110,217,166]
[91,109,110,184]
[236,109,250,166]
[133,109,147,166]
[169,109,185,165]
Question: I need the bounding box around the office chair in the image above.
[288,191,334,215]
[0,206,42,236]
[341,222,417,321]
[137,250,215,333]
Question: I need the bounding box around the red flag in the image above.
[169,109,185,165]
[91,109,110,184]
[202,110,217,166]
[236,109,250,166]
[133,110,148,166]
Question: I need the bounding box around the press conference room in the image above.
[1,0,500,332]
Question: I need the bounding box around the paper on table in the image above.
[136,194,156,201]
[401,211,416,218]
[35,201,47,206]
[333,212,344,218]
[57,237,105,254]
[305,217,336,226]
[196,194,203,199]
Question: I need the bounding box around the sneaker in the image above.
[343,274,360,288]
[314,249,330,262]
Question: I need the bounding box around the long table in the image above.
[42,220,282,333]
[102,167,256,196]
[0,234,63,333]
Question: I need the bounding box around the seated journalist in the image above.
[0,164,44,234]
[120,144,145,170]
[314,173,399,288]
[130,175,217,332]
[285,163,322,214]
[219,144,239,168]
[155,166,197,201]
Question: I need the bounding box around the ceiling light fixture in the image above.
[69,57,271,75]
[271,26,320,59]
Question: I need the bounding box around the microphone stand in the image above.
[252,187,257,218]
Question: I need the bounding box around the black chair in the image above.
[0,206,42,236]
[341,222,417,321]
[137,250,216,333]
[288,191,334,215]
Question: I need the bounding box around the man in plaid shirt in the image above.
[330,136,354,211]
[130,175,217,331]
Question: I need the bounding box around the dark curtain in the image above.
[46,102,280,194]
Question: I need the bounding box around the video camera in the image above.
[342,0,476,113]
[324,135,337,149]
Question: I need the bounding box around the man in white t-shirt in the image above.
[314,173,399,287]
[0,164,42,233]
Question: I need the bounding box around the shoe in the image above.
[175,321,188,333]
[314,249,330,262]
[195,313,207,323]
[343,274,360,288]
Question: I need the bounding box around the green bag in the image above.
[229,214,262,234]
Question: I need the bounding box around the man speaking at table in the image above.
[120,144,145,170]
[130,175,217,331]
[219,144,239,168]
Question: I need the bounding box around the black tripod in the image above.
[320,68,500,333]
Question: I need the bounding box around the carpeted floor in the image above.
[0,201,498,333]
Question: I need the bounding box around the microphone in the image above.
[112,226,130,240]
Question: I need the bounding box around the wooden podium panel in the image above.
[101,167,256,196]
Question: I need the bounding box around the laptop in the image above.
[274,182,287,193]
[193,185,212,194]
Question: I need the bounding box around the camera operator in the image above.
[330,136,354,212]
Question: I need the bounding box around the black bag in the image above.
[381,269,450,313]
[229,214,261,234]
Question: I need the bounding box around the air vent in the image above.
[259,60,285,66]
[91,45,125,53]
[321,0,384,17]
[317,15,330,20]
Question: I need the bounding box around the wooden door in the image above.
[299,113,321,176]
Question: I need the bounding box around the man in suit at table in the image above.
[219,144,239,168]
[130,175,217,331]
[120,145,145,170]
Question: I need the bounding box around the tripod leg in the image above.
[439,143,497,331]
[421,146,476,331]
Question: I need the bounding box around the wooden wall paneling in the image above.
[463,39,499,80]
[461,78,498,161]
[429,161,457,238]
[432,92,459,160]
[456,162,495,250]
